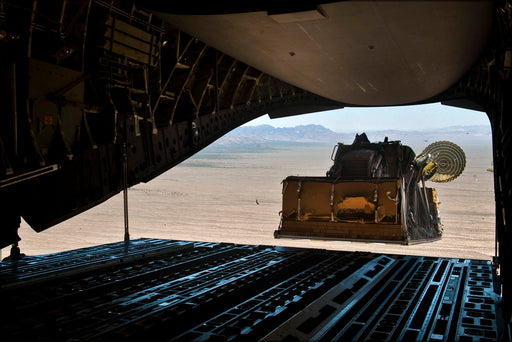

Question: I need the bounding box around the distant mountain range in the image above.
[215,124,492,147]
[220,124,340,143]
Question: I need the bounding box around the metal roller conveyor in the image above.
[0,239,500,341]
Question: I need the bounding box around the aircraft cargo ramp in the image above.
[0,239,502,341]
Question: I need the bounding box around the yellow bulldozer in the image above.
[274,133,466,244]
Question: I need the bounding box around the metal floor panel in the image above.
[0,239,501,341]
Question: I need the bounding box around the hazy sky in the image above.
[244,102,490,132]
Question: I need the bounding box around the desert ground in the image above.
[1,135,496,261]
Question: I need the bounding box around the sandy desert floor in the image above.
[1,138,496,261]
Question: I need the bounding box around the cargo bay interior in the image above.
[0,1,510,341]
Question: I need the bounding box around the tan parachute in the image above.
[419,141,466,183]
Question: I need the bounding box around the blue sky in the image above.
[244,103,490,133]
